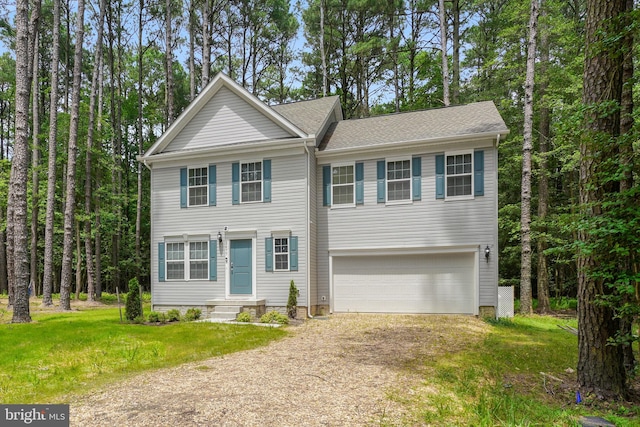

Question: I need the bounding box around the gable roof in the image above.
[271,96,342,136]
[141,73,308,160]
[319,101,509,153]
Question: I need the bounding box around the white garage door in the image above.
[333,253,476,314]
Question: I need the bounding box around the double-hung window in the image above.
[446,152,473,197]
[188,167,208,206]
[386,159,411,202]
[241,161,262,202]
[274,238,289,271]
[164,240,209,280]
[332,164,354,205]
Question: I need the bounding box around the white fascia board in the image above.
[140,137,315,168]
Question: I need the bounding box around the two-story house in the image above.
[139,73,509,318]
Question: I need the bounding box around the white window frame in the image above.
[386,157,412,203]
[187,166,208,207]
[240,160,263,203]
[164,237,209,281]
[331,162,355,207]
[445,150,474,200]
[273,237,290,271]
[166,242,185,280]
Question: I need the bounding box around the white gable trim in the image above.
[142,73,308,160]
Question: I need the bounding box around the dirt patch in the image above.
[68,314,490,426]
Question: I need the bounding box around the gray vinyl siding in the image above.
[151,151,308,307]
[164,86,292,153]
[316,144,498,308]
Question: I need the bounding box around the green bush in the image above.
[184,308,202,321]
[287,280,298,319]
[99,293,118,303]
[125,278,143,322]
[166,309,181,322]
[236,312,252,322]
[147,311,166,323]
[260,311,289,325]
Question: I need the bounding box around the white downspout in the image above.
[303,140,314,318]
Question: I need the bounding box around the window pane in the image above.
[275,254,288,270]
[333,185,354,204]
[190,241,208,260]
[388,180,410,201]
[242,182,262,202]
[446,175,472,196]
[166,243,184,260]
[188,167,207,205]
[387,160,411,201]
[189,187,207,206]
[190,261,208,280]
[332,165,353,185]
[167,262,184,280]
[241,162,262,201]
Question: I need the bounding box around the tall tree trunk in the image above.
[536,2,551,314]
[9,0,32,322]
[75,220,82,299]
[451,0,460,104]
[30,28,40,297]
[136,0,144,279]
[188,0,196,101]
[0,207,7,295]
[577,0,627,400]
[202,0,210,88]
[42,0,61,307]
[165,0,175,126]
[83,0,105,302]
[59,0,85,311]
[519,0,539,316]
[438,0,450,106]
[320,0,327,97]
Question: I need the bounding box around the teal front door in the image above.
[230,239,252,294]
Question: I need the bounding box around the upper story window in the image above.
[188,167,208,206]
[274,238,289,271]
[241,161,262,202]
[387,159,411,201]
[332,164,354,205]
[446,152,473,197]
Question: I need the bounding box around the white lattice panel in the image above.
[497,286,514,318]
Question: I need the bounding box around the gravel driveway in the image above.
[70,314,489,426]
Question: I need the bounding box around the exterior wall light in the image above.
[217,231,223,243]
[485,245,491,263]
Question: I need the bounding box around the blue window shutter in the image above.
[474,150,484,196]
[322,165,331,206]
[290,236,298,271]
[412,156,422,201]
[209,240,217,280]
[265,237,273,272]
[232,162,240,205]
[355,162,364,205]
[377,160,385,203]
[180,168,187,208]
[208,165,216,206]
[435,155,445,199]
[263,159,271,202]
[158,242,165,282]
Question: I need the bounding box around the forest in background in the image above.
[1,0,639,400]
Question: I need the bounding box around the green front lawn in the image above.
[0,304,286,404]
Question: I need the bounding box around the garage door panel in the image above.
[333,253,475,314]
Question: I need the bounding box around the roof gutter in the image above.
[303,139,313,319]
[315,130,510,160]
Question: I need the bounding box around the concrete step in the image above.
[214,305,242,314]
[208,312,238,320]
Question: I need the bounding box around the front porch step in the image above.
[208,305,242,321]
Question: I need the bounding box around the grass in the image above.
[0,302,286,404]
[391,315,640,426]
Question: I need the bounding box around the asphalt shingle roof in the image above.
[271,96,340,136]
[319,101,508,152]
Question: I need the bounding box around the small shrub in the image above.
[147,311,166,323]
[287,280,298,319]
[166,309,181,322]
[236,312,252,322]
[260,310,289,325]
[99,293,117,303]
[125,278,143,322]
[184,308,202,321]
